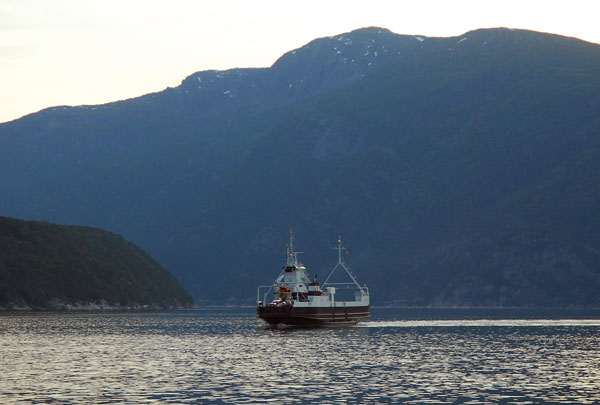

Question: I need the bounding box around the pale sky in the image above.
[1,0,599,124]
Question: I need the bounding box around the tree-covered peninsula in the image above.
[0,216,193,310]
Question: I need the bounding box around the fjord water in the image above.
[2,308,599,403]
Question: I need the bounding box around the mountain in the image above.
[1,27,599,307]
[0,216,193,310]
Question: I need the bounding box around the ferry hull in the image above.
[257,305,370,326]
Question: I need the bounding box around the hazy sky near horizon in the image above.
[1,0,599,123]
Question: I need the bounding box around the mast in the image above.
[286,229,303,267]
[323,236,365,292]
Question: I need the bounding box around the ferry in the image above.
[257,231,369,326]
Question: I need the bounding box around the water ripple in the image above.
[1,309,599,403]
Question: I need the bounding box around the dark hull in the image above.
[257,305,370,326]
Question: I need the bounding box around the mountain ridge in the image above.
[1,27,599,306]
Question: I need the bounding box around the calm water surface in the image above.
[1,308,600,403]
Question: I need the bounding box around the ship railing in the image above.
[322,282,369,294]
[257,285,275,306]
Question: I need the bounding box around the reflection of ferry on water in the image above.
[257,231,370,326]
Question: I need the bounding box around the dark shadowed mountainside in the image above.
[1,27,599,306]
[0,216,193,310]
